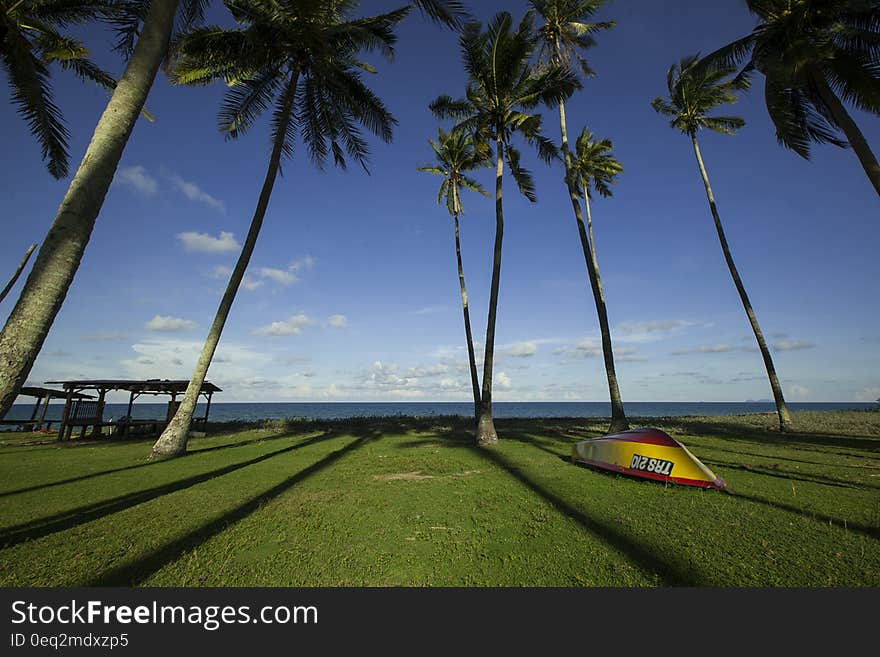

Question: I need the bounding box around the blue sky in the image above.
[1,0,878,404]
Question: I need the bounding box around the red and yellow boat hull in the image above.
[571,428,726,490]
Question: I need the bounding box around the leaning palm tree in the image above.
[702,0,880,197]
[418,128,491,419]
[0,243,37,307]
[528,0,629,433]
[0,0,197,421]
[570,127,622,318]
[652,56,794,432]
[0,0,468,423]
[430,12,579,445]
[1,0,120,178]
[150,0,452,459]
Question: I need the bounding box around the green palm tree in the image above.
[1,0,119,178]
[571,127,621,314]
[150,0,444,459]
[430,12,579,445]
[702,0,880,197]
[652,55,794,432]
[528,0,629,433]
[418,128,491,419]
[0,0,467,425]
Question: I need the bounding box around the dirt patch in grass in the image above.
[374,470,481,482]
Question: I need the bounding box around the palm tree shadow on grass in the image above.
[0,430,346,549]
[728,491,880,540]
[701,458,880,492]
[85,428,381,586]
[0,429,326,501]
[481,428,880,542]
[398,425,707,586]
[664,418,880,454]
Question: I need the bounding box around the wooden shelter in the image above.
[0,387,94,432]
[45,379,221,440]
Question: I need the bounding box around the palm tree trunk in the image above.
[475,137,505,446]
[0,243,36,306]
[812,72,880,199]
[582,195,604,304]
[453,208,481,419]
[691,134,793,431]
[580,176,599,271]
[558,101,629,433]
[0,0,180,419]
[150,72,299,459]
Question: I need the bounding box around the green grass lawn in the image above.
[0,411,877,587]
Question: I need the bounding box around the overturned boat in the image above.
[571,428,726,490]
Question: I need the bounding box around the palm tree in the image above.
[151,0,463,459]
[652,55,794,432]
[0,0,193,422]
[1,0,121,178]
[430,12,579,445]
[702,0,880,198]
[570,127,622,323]
[0,243,37,306]
[418,128,491,419]
[528,0,630,433]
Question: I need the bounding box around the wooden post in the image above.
[36,393,51,431]
[29,396,41,421]
[122,390,135,438]
[59,388,73,441]
[91,390,106,438]
[204,391,213,426]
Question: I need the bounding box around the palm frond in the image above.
[3,29,70,178]
[505,144,537,202]
[218,66,282,139]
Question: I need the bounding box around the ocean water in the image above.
[3,401,876,427]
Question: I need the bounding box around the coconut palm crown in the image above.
[1,0,120,178]
[700,0,880,194]
[572,127,622,198]
[418,127,491,215]
[429,12,581,200]
[651,55,751,138]
[527,0,614,73]
[169,0,414,170]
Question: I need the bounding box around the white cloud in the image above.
[615,320,697,343]
[252,314,315,336]
[773,340,815,351]
[257,267,299,286]
[555,339,602,359]
[788,385,812,400]
[165,172,225,212]
[671,344,739,356]
[145,315,197,332]
[121,339,272,389]
[496,372,512,389]
[114,165,158,196]
[411,306,449,316]
[177,231,241,253]
[81,331,128,342]
[289,256,317,272]
[327,314,348,328]
[506,342,537,358]
[855,387,880,403]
